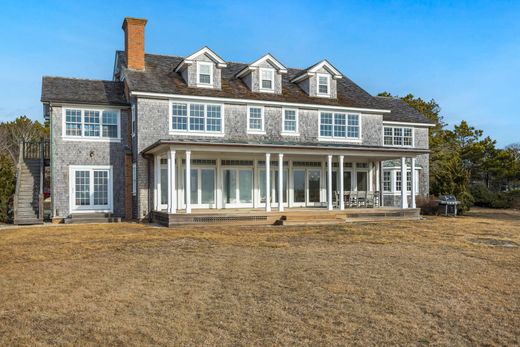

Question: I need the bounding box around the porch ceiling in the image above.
[142,139,429,160]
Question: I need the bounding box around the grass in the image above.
[0,208,519,346]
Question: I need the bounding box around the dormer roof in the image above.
[235,53,288,78]
[290,59,343,83]
[174,46,227,72]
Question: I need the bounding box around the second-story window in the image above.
[384,126,413,147]
[197,62,213,85]
[248,106,264,133]
[320,112,359,140]
[283,109,298,134]
[64,108,120,140]
[317,74,330,96]
[171,102,222,134]
[260,68,274,91]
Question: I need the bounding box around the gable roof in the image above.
[291,60,343,83]
[117,51,434,124]
[41,76,129,106]
[174,46,227,72]
[235,53,288,78]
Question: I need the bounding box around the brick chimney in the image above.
[122,17,147,70]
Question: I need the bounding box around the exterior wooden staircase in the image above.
[13,141,49,225]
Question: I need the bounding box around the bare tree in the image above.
[0,116,48,165]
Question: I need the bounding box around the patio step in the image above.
[64,213,121,224]
[274,218,345,226]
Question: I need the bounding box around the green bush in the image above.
[0,154,15,223]
[470,183,519,209]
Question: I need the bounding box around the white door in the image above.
[70,166,113,213]
[184,167,216,208]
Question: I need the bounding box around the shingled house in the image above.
[40,17,433,225]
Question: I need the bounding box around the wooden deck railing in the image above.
[22,140,50,160]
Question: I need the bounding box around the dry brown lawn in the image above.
[0,208,519,346]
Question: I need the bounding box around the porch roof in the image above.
[141,139,429,158]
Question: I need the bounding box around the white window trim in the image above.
[68,165,113,213]
[259,67,275,93]
[382,168,420,195]
[318,111,362,143]
[316,73,331,97]
[383,126,414,147]
[62,105,121,142]
[196,61,214,87]
[169,101,225,137]
[247,105,266,134]
[281,108,299,136]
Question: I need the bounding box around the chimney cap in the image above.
[122,17,148,30]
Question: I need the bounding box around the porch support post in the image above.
[380,161,384,207]
[185,150,192,213]
[411,157,416,208]
[154,154,160,211]
[400,157,408,208]
[339,155,345,210]
[167,149,176,214]
[278,153,284,212]
[265,153,271,212]
[327,154,333,210]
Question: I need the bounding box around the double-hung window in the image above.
[170,102,223,134]
[383,171,392,192]
[383,126,413,147]
[197,62,213,86]
[260,68,274,91]
[395,171,412,192]
[248,106,264,133]
[282,109,298,134]
[320,112,360,140]
[63,108,120,140]
[317,73,330,96]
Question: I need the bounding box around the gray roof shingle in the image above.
[118,51,433,124]
[41,77,129,106]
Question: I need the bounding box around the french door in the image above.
[292,168,322,207]
[184,167,216,208]
[222,168,253,208]
[70,166,113,212]
[258,169,288,207]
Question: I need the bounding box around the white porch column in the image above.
[379,161,384,207]
[400,157,408,208]
[168,149,176,213]
[339,155,345,210]
[265,153,271,212]
[154,154,161,211]
[216,157,222,209]
[185,150,192,213]
[278,153,284,212]
[411,157,417,208]
[327,154,333,210]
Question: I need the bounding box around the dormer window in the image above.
[197,62,213,86]
[260,68,274,91]
[317,74,330,96]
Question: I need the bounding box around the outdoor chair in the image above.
[357,191,367,207]
[366,191,375,208]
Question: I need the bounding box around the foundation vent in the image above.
[192,215,268,223]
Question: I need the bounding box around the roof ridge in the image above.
[42,76,119,83]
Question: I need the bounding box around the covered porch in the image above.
[143,140,427,225]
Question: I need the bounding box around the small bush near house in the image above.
[416,195,439,215]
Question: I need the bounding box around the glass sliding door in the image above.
[307,169,321,205]
[223,169,237,205]
[259,169,288,207]
[182,167,216,208]
[222,168,254,208]
[201,169,215,205]
[239,170,253,204]
[293,170,305,205]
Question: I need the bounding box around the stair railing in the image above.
[13,142,24,223]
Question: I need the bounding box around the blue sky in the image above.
[1,0,519,147]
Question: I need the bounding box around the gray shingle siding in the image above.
[50,105,130,218]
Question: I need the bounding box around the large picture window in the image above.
[63,108,120,140]
[384,126,413,147]
[320,112,360,140]
[171,102,223,134]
